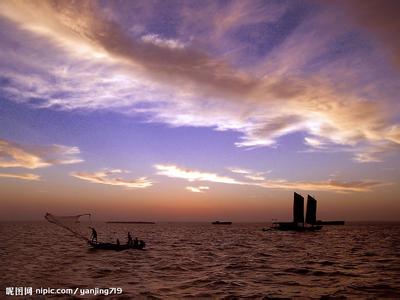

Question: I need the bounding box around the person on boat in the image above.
[139,240,145,248]
[133,237,139,247]
[127,232,133,246]
[116,239,120,246]
[89,227,97,243]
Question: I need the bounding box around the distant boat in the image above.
[106,221,155,224]
[269,193,323,231]
[212,221,232,225]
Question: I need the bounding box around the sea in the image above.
[1,222,400,298]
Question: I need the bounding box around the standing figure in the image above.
[89,227,97,243]
[127,232,133,246]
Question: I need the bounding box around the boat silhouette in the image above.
[268,193,323,231]
[88,240,145,251]
[212,221,232,225]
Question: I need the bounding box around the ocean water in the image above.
[1,222,400,298]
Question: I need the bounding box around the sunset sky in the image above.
[0,0,399,221]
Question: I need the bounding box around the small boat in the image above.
[212,221,232,225]
[88,241,145,251]
[106,221,155,224]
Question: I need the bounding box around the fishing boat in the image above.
[44,213,147,251]
[212,221,232,225]
[268,193,323,231]
[88,241,145,251]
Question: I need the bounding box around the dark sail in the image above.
[306,195,317,224]
[293,192,304,224]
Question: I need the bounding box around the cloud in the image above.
[228,167,267,181]
[155,164,244,185]
[335,0,400,67]
[228,167,252,175]
[244,175,266,181]
[352,141,400,163]
[141,34,185,49]
[71,169,152,189]
[258,179,388,193]
[186,186,210,193]
[156,164,388,193]
[304,137,325,149]
[0,0,399,163]
[0,172,40,181]
[353,152,382,163]
[0,139,83,169]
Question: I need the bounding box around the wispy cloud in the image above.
[186,186,210,193]
[304,137,326,149]
[244,175,266,181]
[258,179,388,193]
[228,167,266,181]
[156,164,388,193]
[71,169,152,189]
[0,139,83,169]
[228,167,252,175]
[0,0,399,163]
[155,164,245,185]
[141,33,185,49]
[353,152,383,163]
[0,172,40,181]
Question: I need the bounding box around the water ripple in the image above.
[1,222,400,298]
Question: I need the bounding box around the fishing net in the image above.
[45,213,91,242]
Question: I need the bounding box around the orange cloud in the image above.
[0,172,40,181]
[0,139,82,169]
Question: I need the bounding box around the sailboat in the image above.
[270,193,323,231]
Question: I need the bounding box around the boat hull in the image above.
[314,220,345,225]
[88,241,145,251]
[271,222,323,231]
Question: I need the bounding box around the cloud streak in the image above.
[258,179,388,193]
[155,164,244,185]
[0,139,82,169]
[228,167,267,181]
[0,172,40,181]
[186,186,210,193]
[156,164,388,193]
[71,169,152,189]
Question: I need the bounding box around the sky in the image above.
[0,0,399,221]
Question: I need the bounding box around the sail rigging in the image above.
[45,213,91,242]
